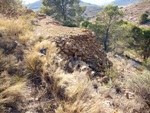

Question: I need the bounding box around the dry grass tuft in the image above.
[26,52,43,84]
[34,40,53,52]
[0,71,26,112]
[129,71,150,105]
[18,31,33,44]
[0,18,33,36]
[0,51,6,73]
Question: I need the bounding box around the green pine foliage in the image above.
[85,5,150,60]
[41,0,86,24]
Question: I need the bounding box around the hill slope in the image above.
[111,0,144,6]
[83,5,103,19]
[122,0,150,28]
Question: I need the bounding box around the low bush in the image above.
[139,13,149,24]
[63,21,77,27]
[81,20,92,28]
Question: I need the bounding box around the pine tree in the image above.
[42,0,85,22]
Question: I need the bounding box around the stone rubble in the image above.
[46,30,113,79]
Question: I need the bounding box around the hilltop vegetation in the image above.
[25,0,103,19]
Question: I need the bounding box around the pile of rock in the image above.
[47,30,112,79]
[36,13,47,20]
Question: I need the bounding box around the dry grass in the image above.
[0,51,6,73]
[0,71,26,112]
[98,86,144,113]
[41,44,114,113]
[25,40,58,85]
[0,18,33,36]
[21,12,37,20]
[129,71,150,105]
[45,69,113,113]
[26,52,43,80]
[34,40,53,52]
[18,31,33,44]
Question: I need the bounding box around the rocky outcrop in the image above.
[46,30,112,78]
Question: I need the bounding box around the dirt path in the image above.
[33,16,86,37]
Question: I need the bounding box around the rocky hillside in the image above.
[111,0,143,6]
[122,0,150,27]
[0,5,150,113]
[0,12,113,112]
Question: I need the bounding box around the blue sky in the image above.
[23,0,115,5]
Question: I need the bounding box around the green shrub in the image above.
[81,20,92,28]
[139,13,149,24]
[63,20,77,27]
[86,17,90,20]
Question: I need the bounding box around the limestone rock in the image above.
[126,92,135,99]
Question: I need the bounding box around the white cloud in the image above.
[23,0,39,4]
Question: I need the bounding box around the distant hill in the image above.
[24,0,103,19]
[25,1,42,11]
[122,0,150,28]
[83,5,103,19]
[80,1,93,6]
[111,0,144,6]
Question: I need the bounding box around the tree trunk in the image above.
[64,14,67,21]
[104,28,109,51]
[61,0,67,21]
